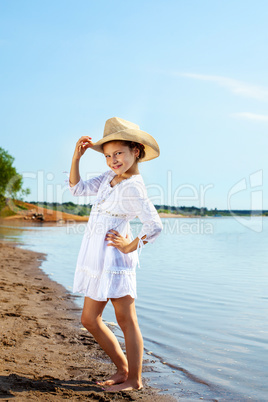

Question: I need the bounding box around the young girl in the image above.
[69,117,163,392]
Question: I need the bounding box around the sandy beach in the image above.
[0,241,175,401]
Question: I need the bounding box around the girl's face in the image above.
[103,141,139,175]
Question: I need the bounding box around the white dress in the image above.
[69,170,163,301]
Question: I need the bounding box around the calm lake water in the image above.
[1,217,268,401]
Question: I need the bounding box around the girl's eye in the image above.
[105,152,121,158]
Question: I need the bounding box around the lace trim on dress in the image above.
[105,269,136,276]
[76,265,135,277]
[76,266,99,278]
[95,208,128,220]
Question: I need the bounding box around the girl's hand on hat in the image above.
[105,229,131,254]
[73,136,93,160]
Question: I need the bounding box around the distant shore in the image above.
[2,200,186,223]
[4,212,186,222]
[0,241,175,401]
[2,200,265,224]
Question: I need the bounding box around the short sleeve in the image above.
[69,171,108,197]
[122,180,163,248]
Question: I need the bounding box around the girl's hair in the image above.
[102,140,146,161]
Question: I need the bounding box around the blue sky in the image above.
[1,0,268,210]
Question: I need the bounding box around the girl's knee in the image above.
[81,313,99,332]
[116,313,138,332]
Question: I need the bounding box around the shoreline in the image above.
[1,198,187,222]
[2,200,266,223]
[3,212,187,222]
[0,241,175,401]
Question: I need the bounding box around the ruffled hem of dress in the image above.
[73,265,137,301]
[73,288,138,301]
[72,289,137,302]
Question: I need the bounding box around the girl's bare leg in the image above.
[107,295,143,391]
[81,297,128,385]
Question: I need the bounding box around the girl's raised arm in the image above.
[69,136,93,187]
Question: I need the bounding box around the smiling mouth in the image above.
[113,164,122,169]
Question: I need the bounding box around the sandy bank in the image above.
[3,200,88,223]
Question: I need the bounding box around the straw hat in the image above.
[91,117,160,162]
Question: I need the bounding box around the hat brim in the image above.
[90,129,160,162]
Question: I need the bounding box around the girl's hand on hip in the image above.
[105,230,131,254]
[73,136,93,160]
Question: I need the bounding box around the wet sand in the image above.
[0,241,175,401]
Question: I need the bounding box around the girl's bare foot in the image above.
[105,379,143,392]
[96,370,128,386]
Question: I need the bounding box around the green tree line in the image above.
[0,147,30,209]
